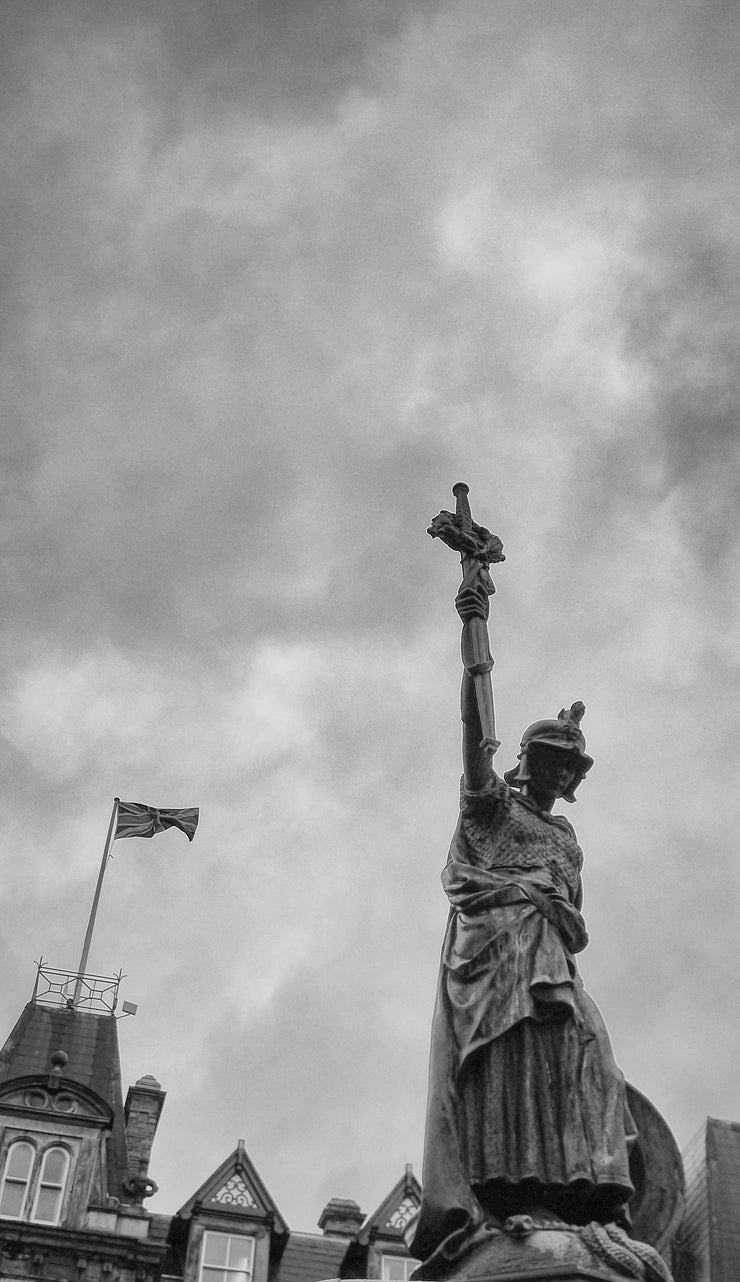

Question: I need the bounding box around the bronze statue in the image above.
[411,485,640,1274]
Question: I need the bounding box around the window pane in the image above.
[227,1239,253,1273]
[382,1257,418,1281]
[30,1148,68,1223]
[6,1144,33,1180]
[203,1235,229,1267]
[0,1142,34,1219]
[33,1185,61,1223]
[382,1257,405,1279]
[41,1148,67,1186]
[0,1181,26,1218]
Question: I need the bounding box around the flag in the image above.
[114,801,199,843]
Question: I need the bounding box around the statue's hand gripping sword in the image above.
[428,482,505,753]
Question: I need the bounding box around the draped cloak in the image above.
[410,775,636,1270]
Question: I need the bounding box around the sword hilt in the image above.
[452,481,472,534]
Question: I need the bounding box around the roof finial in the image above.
[49,1048,68,1092]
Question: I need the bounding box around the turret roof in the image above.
[0,1000,129,1199]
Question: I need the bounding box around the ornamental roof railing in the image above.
[32,960,123,1014]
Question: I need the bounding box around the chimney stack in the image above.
[124,1074,165,1181]
[318,1198,365,1238]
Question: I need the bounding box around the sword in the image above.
[428,482,505,754]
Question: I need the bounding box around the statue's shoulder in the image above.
[551,812,580,843]
[459,772,510,821]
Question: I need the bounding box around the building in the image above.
[0,965,421,1282]
[673,1117,740,1282]
[1,962,739,1282]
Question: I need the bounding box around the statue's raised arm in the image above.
[427,482,505,791]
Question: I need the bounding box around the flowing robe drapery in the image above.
[410,776,636,1269]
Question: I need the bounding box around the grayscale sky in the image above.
[1,0,739,1233]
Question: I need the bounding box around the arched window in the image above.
[31,1146,69,1224]
[0,1140,35,1219]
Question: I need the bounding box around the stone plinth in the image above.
[411,1221,631,1279]
[415,1214,671,1281]
[317,1211,672,1281]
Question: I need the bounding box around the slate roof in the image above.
[0,1001,129,1200]
[274,1232,349,1282]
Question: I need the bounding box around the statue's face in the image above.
[527,743,578,800]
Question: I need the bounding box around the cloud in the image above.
[0,0,739,1231]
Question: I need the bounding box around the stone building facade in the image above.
[0,972,421,1282]
[673,1118,740,1282]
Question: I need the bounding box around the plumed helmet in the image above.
[503,701,594,802]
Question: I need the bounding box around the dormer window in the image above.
[199,1232,255,1282]
[0,1140,70,1224]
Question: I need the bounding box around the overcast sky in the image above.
[1,0,739,1235]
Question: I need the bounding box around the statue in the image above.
[409,486,675,1282]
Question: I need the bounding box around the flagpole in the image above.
[72,798,119,1009]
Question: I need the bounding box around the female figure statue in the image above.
[409,576,636,1272]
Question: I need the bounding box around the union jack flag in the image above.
[114,801,199,843]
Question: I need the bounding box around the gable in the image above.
[177,1139,287,1235]
[360,1167,421,1243]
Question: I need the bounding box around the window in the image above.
[381,1256,419,1281]
[31,1147,69,1223]
[0,1140,70,1225]
[199,1232,255,1282]
[0,1141,34,1219]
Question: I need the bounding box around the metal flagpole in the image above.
[72,798,120,1009]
